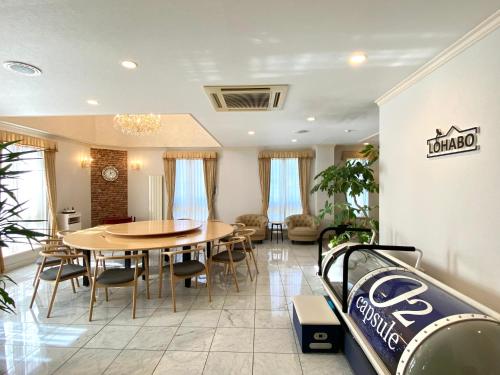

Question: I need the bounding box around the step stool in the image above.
[292,295,341,353]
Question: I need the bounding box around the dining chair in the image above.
[210,236,253,293]
[234,228,259,275]
[159,245,211,312]
[89,252,150,320]
[30,246,92,318]
[30,238,73,287]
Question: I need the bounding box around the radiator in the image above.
[148,175,163,220]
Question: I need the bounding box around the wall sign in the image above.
[427,125,480,158]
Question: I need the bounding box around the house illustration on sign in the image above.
[427,125,480,158]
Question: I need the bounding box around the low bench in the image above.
[292,295,341,353]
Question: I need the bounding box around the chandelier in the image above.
[113,114,162,136]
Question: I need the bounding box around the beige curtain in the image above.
[43,150,58,236]
[298,157,311,214]
[0,130,57,151]
[258,158,271,216]
[203,158,217,219]
[164,151,217,160]
[163,158,176,219]
[258,150,314,159]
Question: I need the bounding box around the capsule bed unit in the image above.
[319,242,500,375]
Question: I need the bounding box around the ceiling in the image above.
[0,115,220,148]
[0,1,498,147]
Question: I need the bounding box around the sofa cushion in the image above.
[291,226,318,235]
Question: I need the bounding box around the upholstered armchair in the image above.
[285,214,319,243]
[234,214,268,241]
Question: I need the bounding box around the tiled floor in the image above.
[0,240,353,375]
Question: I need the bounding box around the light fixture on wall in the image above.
[130,160,142,171]
[80,156,93,168]
[113,114,162,136]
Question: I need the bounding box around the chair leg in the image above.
[158,252,163,298]
[229,261,240,292]
[47,280,60,318]
[70,279,76,294]
[250,249,259,274]
[205,265,212,303]
[132,280,138,319]
[170,275,177,313]
[33,264,42,286]
[244,254,254,281]
[145,260,150,300]
[105,288,109,302]
[89,280,97,321]
[75,277,80,288]
[30,277,41,308]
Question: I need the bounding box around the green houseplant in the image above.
[311,144,379,247]
[0,141,46,313]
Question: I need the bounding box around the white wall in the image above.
[379,29,500,311]
[55,139,91,228]
[127,147,330,223]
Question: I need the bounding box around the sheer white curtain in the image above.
[267,158,302,223]
[173,159,208,221]
[2,144,48,255]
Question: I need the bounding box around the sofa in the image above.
[235,214,268,241]
[285,214,319,243]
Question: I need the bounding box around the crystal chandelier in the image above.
[113,114,162,136]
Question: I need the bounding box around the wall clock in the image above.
[101,166,119,182]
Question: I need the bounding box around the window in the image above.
[267,158,302,223]
[173,159,208,221]
[346,158,369,217]
[1,144,48,256]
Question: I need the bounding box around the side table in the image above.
[270,222,284,243]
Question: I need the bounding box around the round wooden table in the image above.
[63,220,234,287]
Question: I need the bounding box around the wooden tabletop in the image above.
[63,220,234,251]
[105,219,202,237]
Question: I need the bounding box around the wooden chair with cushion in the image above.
[234,214,268,241]
[89,252,149,321]
[30,246,92,318]
[285,214,319,243]
[233,228,259,275]
[210,236,253,293]
[159,245,211,312]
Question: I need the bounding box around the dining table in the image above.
[63,219,234,287]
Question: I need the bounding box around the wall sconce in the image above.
[130,160,142,171]
[80,156,93,168]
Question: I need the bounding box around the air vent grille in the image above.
[204,85,288,112]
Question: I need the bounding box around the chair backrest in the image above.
[285,214,316,228]
[235,214,267,228]
[217,236,246,251]
[101,216,135,225]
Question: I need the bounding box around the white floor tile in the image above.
[210,327,253,352]
[104,349,163,375]
[84,325,140,349]
[217,309,254,328]
[167,327,215,351]
[126,326,177,350]
[254,328,298,353]
[253,353,302,375]
[203,351,252,375]
[154,351,208,375]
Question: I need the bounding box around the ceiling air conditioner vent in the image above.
[204,85,288,112]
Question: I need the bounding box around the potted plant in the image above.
[0,141,46,313]
[311,144,379,247]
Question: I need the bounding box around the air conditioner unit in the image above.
[204,85,288,112]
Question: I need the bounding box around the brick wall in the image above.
[90,148,128,226]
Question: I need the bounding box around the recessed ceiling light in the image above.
[349,52,367,65]
[363,142,370,145]
[344,129,353,133]
[121,60,138,69]
[86,99,99,106]
[248,130,255,135]
[3,61,42,76]
[306,116,315,122]
[291,139,297,143]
